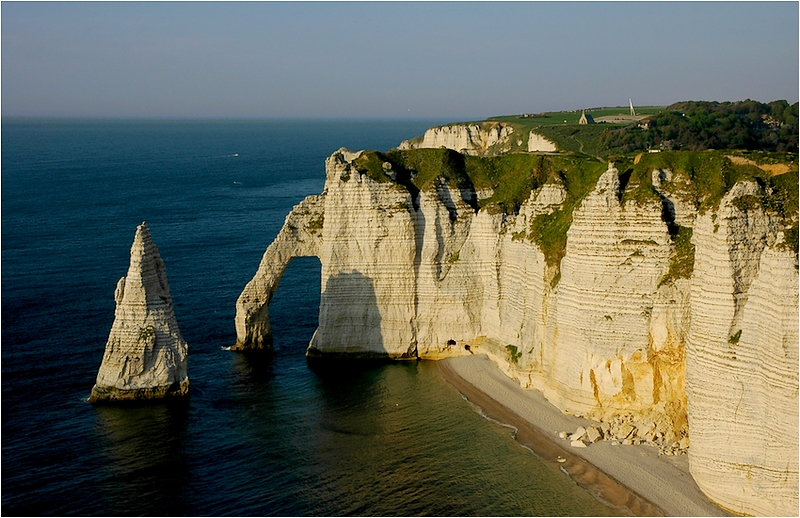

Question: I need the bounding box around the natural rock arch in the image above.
[233,195,325,350]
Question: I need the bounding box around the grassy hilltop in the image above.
[425,100,799,156]
[486,106,665,155]
[348,99,798,264]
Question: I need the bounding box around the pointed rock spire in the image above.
[90,222,189,402]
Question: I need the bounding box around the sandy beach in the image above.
[438,354,732,517]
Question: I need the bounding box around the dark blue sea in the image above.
[1,119,614,516]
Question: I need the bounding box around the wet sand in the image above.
[438,354,731,517]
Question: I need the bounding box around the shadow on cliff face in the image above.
[307,270,388,359]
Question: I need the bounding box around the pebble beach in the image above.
[439,354,732,517]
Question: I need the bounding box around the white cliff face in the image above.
[540,166,683,432]
[90,222,188,402]
[449,166,692,447]
[236,149,798,515]
[399,123,514,156]
[651,168,696,228]
[398,124,557,155]
[309,150,419,357]
[686,183,798,516]
[527,132,558,152]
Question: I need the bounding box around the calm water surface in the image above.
[2,119,614,516]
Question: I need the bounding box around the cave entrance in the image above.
[268,256,321,356]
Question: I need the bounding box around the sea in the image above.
[1,119,614,516]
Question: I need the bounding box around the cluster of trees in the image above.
[600,100,798,153]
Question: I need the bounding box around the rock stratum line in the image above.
[235,144,798,516]
[90,222,189,402]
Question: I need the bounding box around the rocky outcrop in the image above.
[90,222,188,402]
[399,122,514,156]
[686,183,798,516]
[308,149,420,357]
[539,165,683,430]
[236,148,798,515]
[558,418,690,454]
[398,123,558,155]
[527,132,557,152]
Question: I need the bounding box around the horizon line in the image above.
[1,115,457,122]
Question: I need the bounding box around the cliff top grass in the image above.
[422,100,798,156]
[351,148,798,259]
[354,148,465,187]
[472,106,665,155]
[626,150,798,254]
[527,158,607,265]
[352,148,608,216]
[402,106,665,156]
[487,106,665,126]
[631,150,798,217]
[466,154,552,213]
[355,148,798,213]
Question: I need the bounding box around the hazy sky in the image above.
[2,2,798,119]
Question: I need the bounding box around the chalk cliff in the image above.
[686,183,798,516]
[235,147,798,515]
[398,122,557,154]
[234,194,325,350]
[399,122,515,155]
[90,222,189,402]
[527,132,558,152]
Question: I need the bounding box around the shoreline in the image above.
[438,354,731,517]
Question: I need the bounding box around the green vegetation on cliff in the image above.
[485,106,664,155]
[534,125,609,155]
[353,148,555,213]
[625,151,798,257]
[660,226,695,286]
[351,147,798,261]
[353,148,606,218]
[378,103,799,262]
[527,159,607,265]
[465,154,550,213]
[505,344,522,364]
[600,100,799,154]
[488,106,664,127]
[631,150,798,216]
[354,147,470,189]
[440,100,798,156]
[352,148,471,209]
[356,148,607,266]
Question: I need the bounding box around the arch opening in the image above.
[268,256,322,355]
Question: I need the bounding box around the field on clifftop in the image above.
[432,100,799,156]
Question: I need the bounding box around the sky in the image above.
[2,1,798,120]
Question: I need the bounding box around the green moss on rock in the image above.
[352,151,393,183]
[659,227,695,286]
[345,147,797,266]
[526,158,606,265]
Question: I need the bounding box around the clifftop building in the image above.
[578,110,595,124]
